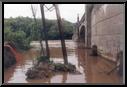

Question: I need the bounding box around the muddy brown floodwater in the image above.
[4,40,122,84]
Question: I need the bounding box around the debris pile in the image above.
[26,56,76,79]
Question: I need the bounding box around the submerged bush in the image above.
[37,56,50,63]
[54,63,76,72]
[4,28,31,50]
[26,60,77,79]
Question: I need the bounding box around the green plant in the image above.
[37,56,50,63]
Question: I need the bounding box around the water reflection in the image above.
[4,40,86,83]
[4,40,121,83]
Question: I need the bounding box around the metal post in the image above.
[54,4,68,65]
[40,4,50,58]
[31,4,45,56]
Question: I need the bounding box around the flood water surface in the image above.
[4,40,121,84]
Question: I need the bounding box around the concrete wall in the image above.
[85,4,93,48]
[91,4,124,61]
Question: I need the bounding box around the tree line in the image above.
[4,17,75,49]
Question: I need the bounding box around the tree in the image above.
[4,17,74,50]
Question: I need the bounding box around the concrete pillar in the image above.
[85,4,93,48]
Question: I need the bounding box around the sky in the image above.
[4,4,85,23]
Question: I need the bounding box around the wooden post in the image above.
[54,4,68,65]
[40,4,50,58]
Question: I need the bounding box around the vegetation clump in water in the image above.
[54,63,76,72]
[26,56,76,79]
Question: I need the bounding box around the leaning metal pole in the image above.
[31,4,45,56]
[54,4,68,65]
[40,4,50,58]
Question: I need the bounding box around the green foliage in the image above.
[37,56,50,62]
[4,17,75,49]
[53,62,76,72]
[4,28,30,49]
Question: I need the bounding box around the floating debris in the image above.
[26,56,77,79]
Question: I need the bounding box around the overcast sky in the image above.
[4,4,85,23]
